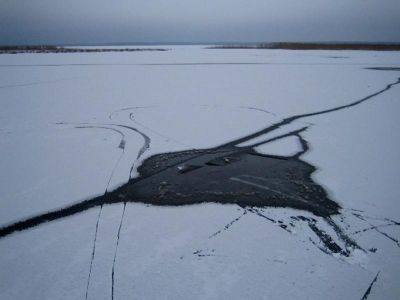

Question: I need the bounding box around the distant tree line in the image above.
[0,45,167,54]
[210,42,400,51]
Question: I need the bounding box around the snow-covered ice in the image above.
[0,46,399,299]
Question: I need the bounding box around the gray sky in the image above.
[1,0,399,45]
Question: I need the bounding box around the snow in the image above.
[254,136,302,156]
[0,46,400,299]
[0,208,99,300]
[301,85,400,217]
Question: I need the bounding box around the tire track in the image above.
[85,205,103,300]
[111,203,126,300]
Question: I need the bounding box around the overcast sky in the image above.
[1,0,399,45]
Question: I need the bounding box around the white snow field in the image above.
[0,46,399,299]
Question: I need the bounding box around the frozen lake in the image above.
[0,46,399,299]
